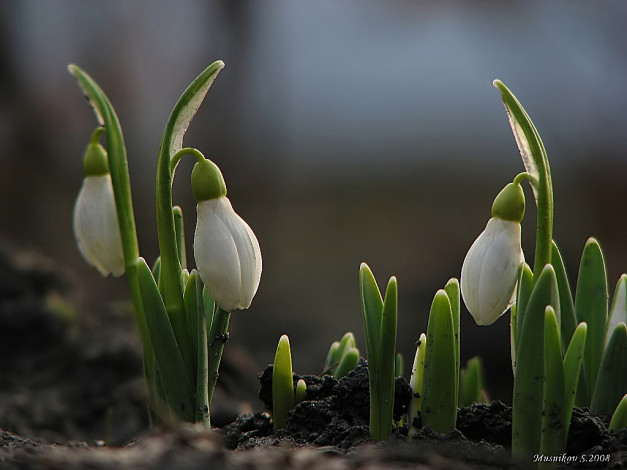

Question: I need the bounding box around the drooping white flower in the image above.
[73,174,125,277]
[461,217,524,325]
[193,196,262,311]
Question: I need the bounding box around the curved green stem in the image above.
[494,80,554,282]
[207,307,232,405]
[170,147,206,174]
[513,171,539,190]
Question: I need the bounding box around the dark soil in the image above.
[1,249,626,469]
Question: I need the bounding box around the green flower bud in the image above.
[191,159,227,202]
[82,139,109,177]
[491,182,525,223]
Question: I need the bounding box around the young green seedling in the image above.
[609,394,627,432]
[421,289,457,433]
[575,238,608,403]
[359,263,398,442]
[458,356,488,408]
[295,379,308,405]
[550,238,626,414]
[590,323,627,415]
[541,306,565,457]
[272,335,295,432]
[323,332,359,379]
[407,333,426,441]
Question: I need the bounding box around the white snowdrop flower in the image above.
[73,136,125,277]
[192,159,262,311]
[461,182,526,326]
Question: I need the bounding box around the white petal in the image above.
[461,217,523,325]
[214,197,262,309]
[73,175,125,277]
[194,199,242,311]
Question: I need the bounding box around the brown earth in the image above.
[1,249,625,469]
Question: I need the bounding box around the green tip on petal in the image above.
[191,158,227,202]
[491,182,525,222]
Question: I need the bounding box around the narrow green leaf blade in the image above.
[609,394,627,432]
[552,240,578,352]
[459,356,488,408]
[606,274,627,347]
[514,263,534,367]
[444,278,460,402]
[590,323,627,415]
[184,270,209,426]
[421,290,457,434]
[493,80,547,201]
[136,257,194,421]
[168,61,225,160]
[323,341,340,374]
[541,306,566,456]
[373,276,398,441]
[359,262,383,366]
[512,264,558,459]
[575,238,609,398]
[334,347,359,380]
[333,332,356,376]
[563,322,587,439]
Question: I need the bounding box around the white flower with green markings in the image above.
[461,182,525,326]
[191,159,262,312]
[73,131,125,277]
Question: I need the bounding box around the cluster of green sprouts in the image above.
[71,61,626,462]
[265,81,627,462]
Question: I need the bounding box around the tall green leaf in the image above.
[563,322,587,439]
[551,240,578,352]
[590,323,627,415]
[575,238,609,399]
[541,306,565,456]
[512,264,558,459]
[421,290,457,433]
[136,257,194,422]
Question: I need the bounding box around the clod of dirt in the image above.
[243,358,411,450]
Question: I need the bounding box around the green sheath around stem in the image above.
[207,306,231,406]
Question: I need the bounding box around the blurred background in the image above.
[1,0,627,404]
